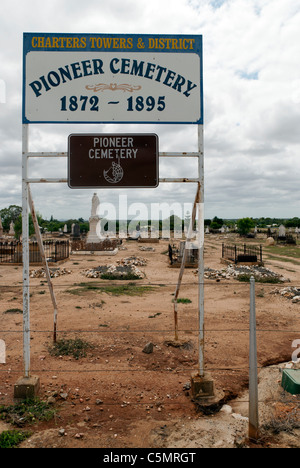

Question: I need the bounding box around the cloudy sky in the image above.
[0,0,299,221]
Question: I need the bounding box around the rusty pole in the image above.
[173,183,200,341]
[28,186,58,342]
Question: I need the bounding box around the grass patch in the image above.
[237,274,282,284]
[0,430,31,448]
[49,338,94,360]
[100,272,142,281]
[265,254,300,266]
[66,282,155,297]
[264,245,300,259]
[4,308,23,314]
[148,312,162,319]
[175,298,192,304]
[0,398,56,426]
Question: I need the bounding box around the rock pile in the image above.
[271,286,300,303]
[30,267,72,278]
[200,264,288,283]
[82,263,144,279]
[117,256,147,267]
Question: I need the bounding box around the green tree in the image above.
[237,217,255,236]
[0,205,22,231]
[210,216,223,230]
[14,214,36,239]
[285,217,300,228]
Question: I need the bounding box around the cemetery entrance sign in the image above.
[21,33,205,388]
[23,33,203,124]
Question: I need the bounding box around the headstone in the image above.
[278,225,286,237]
[63,224,68,233]
[73,223,81,239]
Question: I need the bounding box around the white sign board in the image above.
[23,33,203,124]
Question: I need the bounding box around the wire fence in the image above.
[0,264,299,415]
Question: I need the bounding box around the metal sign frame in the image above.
[21,32,205,381]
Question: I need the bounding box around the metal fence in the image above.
[0,240,69,264]
[70,238,119,252]
[222,243,263,264]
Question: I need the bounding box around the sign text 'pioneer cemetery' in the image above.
[68,133,159,188]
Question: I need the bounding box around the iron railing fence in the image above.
[222,243,263,264]
[0,240,69,264]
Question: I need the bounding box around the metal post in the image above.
[198,125,205,377]
[22,124,30,378]
[173,183,200,341]
[28,186,58,342]
[249,276,259,440]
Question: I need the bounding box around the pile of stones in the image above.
[82,264,144,279]
[271,286,300,303]
[116,256,147,267]
[201,264,288,283]
[30,267,72,278]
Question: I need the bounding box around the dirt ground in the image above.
[0,233,299,448]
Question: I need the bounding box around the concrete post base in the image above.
[191,371,215,399]
[14,376,40,400]
[191,372,225,408]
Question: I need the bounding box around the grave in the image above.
[169,241,199,268]
[71,193,119,256]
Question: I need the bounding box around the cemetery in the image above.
[0,217,299,448]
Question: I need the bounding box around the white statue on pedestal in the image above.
[9,221,15,237]
[86,193,101,244]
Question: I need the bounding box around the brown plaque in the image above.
[68,133,159,189]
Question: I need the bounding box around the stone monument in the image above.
[8,221,15,237]
[86,193,101,244]
[278,224,286,238]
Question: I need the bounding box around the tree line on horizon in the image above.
[0,205,299,239]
